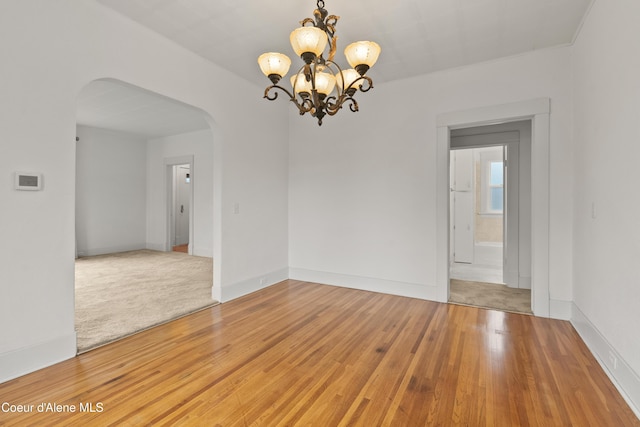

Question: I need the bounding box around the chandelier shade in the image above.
[314,71,337,96]
[290,27,328,60]
[344,41,381,73]
[336,69,362,92]
[258,52,292,83]
[259,0,380,125]
[290,74,312,95]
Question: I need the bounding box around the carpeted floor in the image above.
[75,249,217,353]
[449,279,532,314]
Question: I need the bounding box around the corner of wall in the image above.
[570,0,597,45]
[549,299,572,320]
[289,268,441,301]
[0,333,77,384]
[219,268,289,303]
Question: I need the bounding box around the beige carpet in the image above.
[75,249,217,353]
[449,279,532,314]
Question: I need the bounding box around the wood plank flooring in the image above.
[172,244,188,253]
[0,280,637,426]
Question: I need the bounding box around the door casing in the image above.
[436,98,550,317]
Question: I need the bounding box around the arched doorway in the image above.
[74,78,218,352]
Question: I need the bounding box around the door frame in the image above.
[436,98,550,317]
[165,155,194,255]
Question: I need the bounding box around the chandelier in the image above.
[258,0,381,126]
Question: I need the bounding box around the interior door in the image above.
[175,165,190,246]
[451,149,474,263]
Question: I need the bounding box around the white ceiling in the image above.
[96,0,593,85]
[76,79,210,138]
[80,0,593,137]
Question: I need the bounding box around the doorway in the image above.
[75,79,217,352]
[450,145,505,284]
[436,98,551,317]
[171,164,191,253]
[164,156,195,255]
[448,121,532,313]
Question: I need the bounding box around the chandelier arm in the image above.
[326,94,359,116]
[289,95,314,116]
[324,95,339,113]
[264,85,295,101]
[326,15,339,29]
[323,58,342,73]
[290,64,309,96]
[325,95,359,116]
[311,89,322,111]
[327,35,337,62]
[321,59,345,96]
[265,84,316,117]
[344,96,360,113]
[356,76,374,93]
[300,17,315,27]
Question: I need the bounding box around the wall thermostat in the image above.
[15,172,43,191]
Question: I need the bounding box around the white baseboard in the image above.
[0,332,77,384]
[519,276,532,290]
[571,303,640,419]
[549,299,572,320]
[146,243,166,252]
[77,243,147,257]
[192,246,213,258]
[218,268,289,303]
[289,268,439,301]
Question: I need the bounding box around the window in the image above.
[489,161,503,212]
[479,148,504,215]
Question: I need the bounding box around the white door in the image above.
[451,150,474,263]
[174,165,190,246]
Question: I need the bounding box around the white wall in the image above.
[0,0,289,383]
[76,126,147,256]
[571,0,640,413]
[147,129,214,257]
[289,46,573,310]
[76,126,215,258]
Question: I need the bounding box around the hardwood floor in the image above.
[172,244,188,253]
[0,280,637,426]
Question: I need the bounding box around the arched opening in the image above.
[74,78,219,352]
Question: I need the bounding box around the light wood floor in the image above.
[172,244,188,253]
[0,280,637,426]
